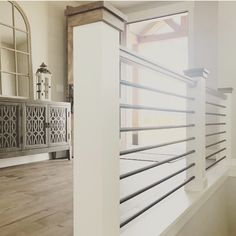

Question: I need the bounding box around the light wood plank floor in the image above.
[0,160,73,236]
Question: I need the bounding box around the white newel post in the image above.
[184,68,209,191]
[218,88,233,161]
[65,2,127,236]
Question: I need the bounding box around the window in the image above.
[0,1,32,98]
[122,13,189,150]
[127,12,188,72]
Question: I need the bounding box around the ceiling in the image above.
[109,1,149,10]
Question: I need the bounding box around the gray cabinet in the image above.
[24,103,48,149]
[0,98,71,159]
[49,105,68,146]
[0,102,21,152]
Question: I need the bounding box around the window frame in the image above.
[0,1,33,99]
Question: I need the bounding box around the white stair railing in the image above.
[119,48,233,228]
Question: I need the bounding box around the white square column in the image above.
[73,21,120,236]
[184,68,209,191]
[65,2,127,236]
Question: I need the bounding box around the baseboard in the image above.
[0,153,50,168]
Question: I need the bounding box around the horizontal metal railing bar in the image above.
[206,87,227,100]
[120,46,195,85]
[206,101,226,108]
[120,137,195,156]
[120,176,195,228]
[120,163,195,204]
[206,139,226,149]
[206,122,226,126]
[206,148,226,159]
[120,124,195,132]
[206,156,226,170]
[120,104,194,114]
[120,80,194,100]
[120,150,195,179]
[120,157,158,163]
[206,131,226,137]
[205,112,226,117]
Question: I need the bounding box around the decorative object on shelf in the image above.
[36,63,52,101]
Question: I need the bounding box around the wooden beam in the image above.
[65,1,127,22]
[139,21,165,36]
[181,15,188,31]
[127,31,139,46]
[138,30,187,43]
[164,18,180,32]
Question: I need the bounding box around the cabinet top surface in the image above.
[0,97,71,106]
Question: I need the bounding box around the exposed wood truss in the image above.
[138,30,187,43]
[135,15,188,44]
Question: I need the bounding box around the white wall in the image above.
[226,176,236,236]
[217,2,236,159]
[190,1,218,88]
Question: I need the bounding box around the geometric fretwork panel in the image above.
[26,106,46,146]
[0,105,19,149]
[50,107,67,143]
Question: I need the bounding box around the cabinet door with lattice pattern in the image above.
[24,104,48,149]
[49,105,68,146]
[0,102,22,152]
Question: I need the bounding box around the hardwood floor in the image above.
[0,160,73,236]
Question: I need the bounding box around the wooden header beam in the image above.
[65,1,127,86]
[65,1,127,31]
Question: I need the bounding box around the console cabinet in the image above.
[0,98,71,159]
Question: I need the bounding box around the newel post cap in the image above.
[218,87,233,94]
[65,1,127,31]
[184,68,209,79]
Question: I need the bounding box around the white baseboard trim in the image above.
[0,153,50,169]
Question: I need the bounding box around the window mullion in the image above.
[12,4,18,96]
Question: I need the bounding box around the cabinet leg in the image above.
[52,152,57,159]
[67,149,72,160]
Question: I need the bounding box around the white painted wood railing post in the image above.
[65,2,127,236]
[218,88,233,160]
[184,68,209,191]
